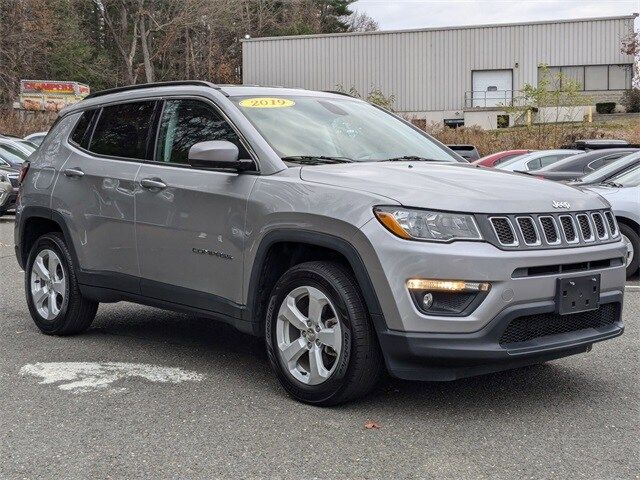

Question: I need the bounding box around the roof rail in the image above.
[84,80,220,100]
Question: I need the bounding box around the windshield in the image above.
[609,163,640,187]
[0,145,28,165]
[232,95,459,163]
[580,151,640,183]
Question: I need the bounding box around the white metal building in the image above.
[242,15,636,128]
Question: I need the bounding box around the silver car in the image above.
[14,82,627,405]
[496,149,582,172]
[586,164,640,278]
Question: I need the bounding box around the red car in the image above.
[472,149,532,168]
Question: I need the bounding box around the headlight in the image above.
[374,206,483,242]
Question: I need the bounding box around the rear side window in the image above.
[70,110,97,149]
[90,101,156,160]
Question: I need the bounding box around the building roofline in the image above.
[241,14,638,43]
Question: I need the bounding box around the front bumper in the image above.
[352,219,627,381]
[378,291,624,381]
[356,219,628,334]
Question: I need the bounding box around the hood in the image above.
[299,162,609,214]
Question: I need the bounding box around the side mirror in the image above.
[188,141,253,171]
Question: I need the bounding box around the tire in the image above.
[265,261,383,406]
[25,232,98,335]
[620,223,639,278]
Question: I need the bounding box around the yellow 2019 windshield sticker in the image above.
[239,97,295,108]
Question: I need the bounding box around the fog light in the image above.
[407,279,491,316]
[422,292,434,309]
[406,279,491,292]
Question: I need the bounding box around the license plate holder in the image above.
[556,274,600,315]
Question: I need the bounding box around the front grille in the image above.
[490,217,517,246]
[591,213,607,239]
[577,214,594,241]
[499,303,619,346]
[8,176,19,188]
[516,217,539,245]
[482,209,616,250]
[539,216,559,244]
[604,211,618,237]
[559,215,577,243]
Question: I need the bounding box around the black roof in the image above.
[84,81,220,100]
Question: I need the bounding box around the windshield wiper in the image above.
[601,180,623,188]
[281,155,353,165]
[380,155,443,162]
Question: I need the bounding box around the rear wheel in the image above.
[265,261,383,406]
[620,223,639,278]
[25,232,98,335]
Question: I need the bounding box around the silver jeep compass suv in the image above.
[15,81,627,405]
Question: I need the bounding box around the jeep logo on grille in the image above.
[552,201,571,209]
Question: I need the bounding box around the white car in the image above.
[496,149,582,172]
[0,137,35,157]
[24,131,48,146]
[585,164,640,278]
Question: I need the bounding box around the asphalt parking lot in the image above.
[0,214,638,479]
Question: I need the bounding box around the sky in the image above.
[352,0,640,30]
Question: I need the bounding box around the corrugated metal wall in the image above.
[242,16,636,112]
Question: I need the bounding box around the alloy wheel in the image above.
[275,285,343,385]
[30,249,66,320]
[622,233,634,268]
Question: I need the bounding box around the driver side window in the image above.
[156,99,247,164]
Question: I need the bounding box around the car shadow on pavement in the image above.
[81,304,612,415]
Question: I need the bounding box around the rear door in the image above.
[134,98,257,311]
[56,101,156,289]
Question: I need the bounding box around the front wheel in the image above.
[620,223,639,278]
[265,261,383,406]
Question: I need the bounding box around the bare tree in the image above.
[345,10,379,32]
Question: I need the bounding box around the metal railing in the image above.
[464,90,515,109]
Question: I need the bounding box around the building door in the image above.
[472,70,512,108]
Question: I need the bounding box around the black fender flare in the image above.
[16,206,80,269]
[245,229,386,334]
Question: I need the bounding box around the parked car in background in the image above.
[0,144,30,167]
[565,139,634,151]
[534,148,638,182]
[472,149,532,168]
[0,164,19,215]
[585,164,640,278]
[447,144,479,161]
[24,131,48,146]
[569,151,640,187]
[496,149,582,172]
[0,137,35,158]
[0,170,12,215]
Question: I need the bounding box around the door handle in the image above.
[63,168,85,178]
[140,178,167,190]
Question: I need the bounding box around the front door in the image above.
[134,98,257,312]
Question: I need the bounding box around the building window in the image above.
[584,65,608,91]
[609,65,632,90]
[538,64,633,91]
